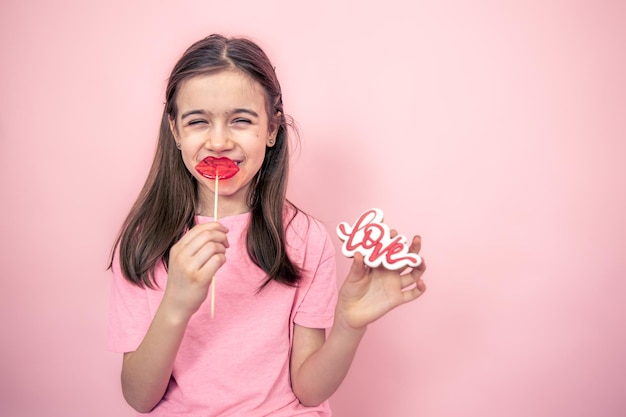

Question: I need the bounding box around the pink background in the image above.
[1,1,625,416]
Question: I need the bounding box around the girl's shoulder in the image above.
[284,203,332,243]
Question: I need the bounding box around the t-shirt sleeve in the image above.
[292,219,338,330]
[106,254,153,353]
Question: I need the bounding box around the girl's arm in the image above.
[290,235,427,406]
[121,222,229,412]
[121,300,191,412]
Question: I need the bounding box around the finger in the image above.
[408,235,422,254]
[346,253,369,284]
[178,227,230,258]
[399,270,426,292]
[197,252,227,281]
[178,222,229,248]
[185,240,228,272]
[409,255,427,292]
[402,282,426,303]
[410,257,427,281]
[169,224,230,278]
[414,277,427,293]
[399,272,416,289]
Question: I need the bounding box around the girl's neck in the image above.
[196,196,250,219]
[196,180,253,219]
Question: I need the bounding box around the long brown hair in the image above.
[110,34,301,289]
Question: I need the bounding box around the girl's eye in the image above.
[188,119,207,125]
[233,118,252,124]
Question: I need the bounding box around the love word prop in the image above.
[336,208,422,270]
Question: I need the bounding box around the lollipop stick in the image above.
[211,175,219,319]
[214,175,219,219]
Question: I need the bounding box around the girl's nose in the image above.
[205,125,232,152]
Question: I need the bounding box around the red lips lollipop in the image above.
[195,156,240,180]
[194,157,240,318]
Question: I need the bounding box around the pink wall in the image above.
[1,1,625,416]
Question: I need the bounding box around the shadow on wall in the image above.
[288,124,391,229]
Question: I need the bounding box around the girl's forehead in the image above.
[176,70,267,108]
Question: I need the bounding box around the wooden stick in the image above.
[211,175,219,319]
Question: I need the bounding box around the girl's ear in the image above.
[168,115,180,141]
[267,111,281,147]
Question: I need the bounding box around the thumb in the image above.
[346,253,369,284]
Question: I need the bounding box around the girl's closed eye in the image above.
[233,118,252,125]
[188,119,208,126]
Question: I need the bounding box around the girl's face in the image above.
[169,70,277,216]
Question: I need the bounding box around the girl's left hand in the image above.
[336,234,427,331]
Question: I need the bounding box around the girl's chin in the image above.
[200,184,251,198]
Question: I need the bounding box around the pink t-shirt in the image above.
[107,211,338,416]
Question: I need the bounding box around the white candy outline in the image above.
[336,208,422,270]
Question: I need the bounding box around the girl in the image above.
[108,34,427,416]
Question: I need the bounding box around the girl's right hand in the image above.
[162,222,229,320]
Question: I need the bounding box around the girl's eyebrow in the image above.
[227,108,259,118]
[181,109,208,119]
[181,108,260,119]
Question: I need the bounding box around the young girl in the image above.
[108,34,427,416]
